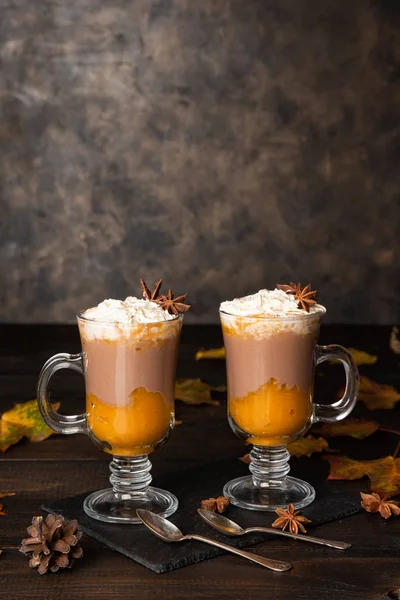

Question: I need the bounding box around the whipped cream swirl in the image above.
[220,288,325,318]
[82,297,174,323]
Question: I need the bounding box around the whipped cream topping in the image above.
[220,288,325,318]
[82,297,174,324]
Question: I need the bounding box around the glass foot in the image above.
[223,474,315,512]
[83,486,179,524]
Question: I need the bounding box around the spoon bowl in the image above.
[136,509,184,542]
[198,509,245,536]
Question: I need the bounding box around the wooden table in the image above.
[0,324,399,600]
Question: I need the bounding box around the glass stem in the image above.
[109,455,152,499]
[249,445,290,488]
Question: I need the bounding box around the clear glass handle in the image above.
[37,353,87,435]
[313,344,359,423]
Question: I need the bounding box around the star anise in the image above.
[155,289,191,315]
[140,278,163,301]
[360,492,400,519]
[272,504,311,534]
[276,282,317,313]
[201,496,230,514]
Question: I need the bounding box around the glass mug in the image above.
[37,313,182,524]
[220,307,359,511]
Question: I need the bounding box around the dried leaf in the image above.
[196,347,226,360]
[360,492,400,519]
[0,421,24,452]
[390,327,400,355]
[326,455,400,496]
[314,418,380,440]
[347,348,378,366]
[0,504,6,516]
[355,377,400,410]
[0,493,15,499]
[287,435,329,457]
[0,400,60,451]
[239,453,250,464]
[2,400,60,443]
[175,379,226,406]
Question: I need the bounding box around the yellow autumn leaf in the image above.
[356,377,400,410]
[288,436,329,457]
[175,378,226,406]
[347,348,378,366]
[0,421,24,453]
[195,347,226,360]
[326,455,400,497]
[314,418,380,440]
[0,400,61,452]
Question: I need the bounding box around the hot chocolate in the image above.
[78,298,182,456]
[220,288,325,446]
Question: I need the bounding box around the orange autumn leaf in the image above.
[325,455,400,496]
[355,377,400,410]
[287,436,329,457]
[0,504,6,516]
[195,347,226,360]
[0,400,60,452]
[175,379,226,406]
[314,418,380,440]
[0,493,15,499]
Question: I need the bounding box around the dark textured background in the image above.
[0,0,399,324]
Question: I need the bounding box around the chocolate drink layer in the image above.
[222,328,319,398]
[80,332,180,407]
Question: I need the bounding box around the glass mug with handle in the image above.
[220,287,359,511]
[37,302,183,524]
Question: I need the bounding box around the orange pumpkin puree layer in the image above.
[87,388,172,456]
[229,378,312,446]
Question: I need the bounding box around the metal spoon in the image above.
[198,509,351,550]
[136,509,292,572]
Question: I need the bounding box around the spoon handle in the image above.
[186,534,292,571]
[246,527,351,550]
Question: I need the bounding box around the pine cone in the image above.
[20,514,83,574]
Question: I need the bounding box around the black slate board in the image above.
[43,458,361,574]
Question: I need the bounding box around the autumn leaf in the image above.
[347,348,378,366]
[355,377,400,410]
[0,400,60,452]
[195,347,226,360]
[239,453,250,464]
[0,493,15,499]
[2,400,60,443]
[0,505,6,516]
[325,455,400,496]
[175,379,226,406]
[314,418,380,440]
[287,436,328,457]
[0,420,24,452]
[239,436,328,461]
